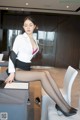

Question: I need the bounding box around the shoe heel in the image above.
[55,104,77,117]
[55,104,63,116]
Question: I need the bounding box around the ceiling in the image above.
[0,0,80,15]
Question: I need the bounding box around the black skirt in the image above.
[15,59,31,71]
[6,59,31,76]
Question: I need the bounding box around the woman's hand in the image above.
[5,73,15,84]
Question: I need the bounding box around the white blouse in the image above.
[8,32,39,73]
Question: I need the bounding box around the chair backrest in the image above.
[63,66,78,104]
[0,54,3,61]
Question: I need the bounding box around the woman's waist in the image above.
[15,59,31,71]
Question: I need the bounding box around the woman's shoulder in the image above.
[13,34,23,45]
[15,33,25,41]
[16,34,23,39]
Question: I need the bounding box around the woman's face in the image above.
[23,19,36,35]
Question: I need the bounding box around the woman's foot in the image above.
[70,107,78,113]
[55,104,77,117]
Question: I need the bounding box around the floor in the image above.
[0,66,80,120]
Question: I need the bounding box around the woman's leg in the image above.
[44,71,70,109]
[15,70,71,113]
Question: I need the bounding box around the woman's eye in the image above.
[24,25,27,27]
[24,24,33,27]
[30,25,33,27]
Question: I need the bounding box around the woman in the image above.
[1,16,77,117]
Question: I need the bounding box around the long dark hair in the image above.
[23,16,36,25]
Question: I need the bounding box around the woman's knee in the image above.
[40,71,47,80]
[44,70,50,75]
[41,70,50,79]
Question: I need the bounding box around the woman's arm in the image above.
[5,36,19,83]
[8,36,19,73]
[5,73,15,83]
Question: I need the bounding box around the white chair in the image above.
[57,66,78,116]
[41,66,78,119]
[60,66,78,105]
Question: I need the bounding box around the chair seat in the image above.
[41,91,80,120]
[48,104,80,120]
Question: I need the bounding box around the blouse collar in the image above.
[23,32,37,42]
[23,32,29,38]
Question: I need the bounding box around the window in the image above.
[38,30,55,54]
[7,29,22,49]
